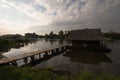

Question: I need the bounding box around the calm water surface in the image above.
[2,39,120,76]
[3,39,66,57]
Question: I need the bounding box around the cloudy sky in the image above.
[0,0,120,35]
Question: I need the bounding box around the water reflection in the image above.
[59,39,64,45]
[64,50,112,65]
[49,39,57,45]
[0,43,24,53]
[2,39,66,57]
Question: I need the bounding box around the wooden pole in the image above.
[23,57,28,64]
[11,60,18,66]
[43,51,49,58]
[56,48,60,54]
[39,53,41,59]
[30,55,35,62]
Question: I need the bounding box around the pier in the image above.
[0,45,67,66]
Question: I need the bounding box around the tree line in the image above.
[44,30,69,39]
[0,30,69,53]
[103,31,120,40]
[25,30,69,39]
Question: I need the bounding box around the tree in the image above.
[25,33,39,38]
[59,30,64,38]
[49,31,54,38]
[45,34,48,38]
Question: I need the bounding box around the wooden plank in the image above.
[0,45,66,64]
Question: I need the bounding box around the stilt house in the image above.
[68,29,109,50]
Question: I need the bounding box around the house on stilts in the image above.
[68,29,111,52]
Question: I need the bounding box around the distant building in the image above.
[68,29,110,51]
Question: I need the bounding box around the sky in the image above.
[0,0,120,35]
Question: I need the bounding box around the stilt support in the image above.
[11,60,17,66]
[23,57,28,64]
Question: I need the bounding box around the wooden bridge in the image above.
[0,45,68,66]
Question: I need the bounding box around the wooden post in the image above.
[30,55,35,62]
[56,48,60,54]
[23,57,28,64]
[64,46,66,50]
[43,51,49,58]
[49,50,51,55]
[51,50,53,54]
[34,55,38,60]
[61,47,64,52]
[11,60,18,66]
[63,46,66,51]
[51,49,56,55]
[39,53,41,59]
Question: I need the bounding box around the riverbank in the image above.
[0,66,119,80]
[0,37,38,53]
[0,38,20,52]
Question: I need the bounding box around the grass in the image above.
[75,71,120,80]
[0,66,119,80]
[0,66,51,80]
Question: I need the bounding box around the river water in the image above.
[2,39,120,76]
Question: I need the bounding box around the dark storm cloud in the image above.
[29,0,120,34]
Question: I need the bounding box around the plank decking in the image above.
[0,45,67,65]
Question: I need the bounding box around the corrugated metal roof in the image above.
[68,29,108,41]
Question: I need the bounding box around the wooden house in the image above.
[68,29,110,51]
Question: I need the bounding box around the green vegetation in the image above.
[0,34,30,43]
[104,31,120,40]
[0,34,38,52]
[0,38,19,52]
[0,66,119,80]
[25,33,40,38]
[45,30,69,39]
[24,30,69,39]
[0,31,68,54]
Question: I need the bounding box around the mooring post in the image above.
[23,57,28,64]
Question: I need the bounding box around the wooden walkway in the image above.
[0,45,67,66]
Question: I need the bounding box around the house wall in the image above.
[72,40,101,49]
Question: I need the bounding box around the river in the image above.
[2,39,120,76]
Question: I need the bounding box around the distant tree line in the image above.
[24,30,69,39]
[0,30,69,42]
[104,31,120,40]
[45,30,69,39]
[0,30,69,53]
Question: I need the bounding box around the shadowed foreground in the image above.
[0,66,119,80]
